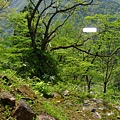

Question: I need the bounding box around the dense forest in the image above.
[0,0,120,120]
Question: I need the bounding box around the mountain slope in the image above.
[8,0,120,14]
[10,0,28,11]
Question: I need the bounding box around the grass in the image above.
[0,71,120,120]
[43,101,69,120]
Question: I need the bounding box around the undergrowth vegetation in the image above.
[0,68,120,120]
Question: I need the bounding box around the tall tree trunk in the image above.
[85,75,92,93]
[31,33,36,51]
[103,82,107,93]
[41,41,47,51]
[88,81,91,93]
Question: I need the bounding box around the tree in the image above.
[5,0,94,80]
[21,0,94,52]
[0,0,11,71]
[0,0,11,39]
[55,13,120,93]
[84,14,120,93]
[6,0,120,86]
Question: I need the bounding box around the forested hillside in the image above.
[87,0,120,15]
[0,0,120,120]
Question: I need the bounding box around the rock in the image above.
[93,111,102,119]
[38,115,55,120]
[92,98,97,102]
[0,91,15,106]
[52,92,61,98]
[114,106,120,112]
[62,90,69,97]
[82,106,91,111]
[98,107,104,111]
[84,100,90,104]
[117,115,120,119]
[18,85,37,100]
[84,99,90,106]
[96,99,103,104]
[13,100,36,120]
[90,91,94,95]
[106,111,114,116]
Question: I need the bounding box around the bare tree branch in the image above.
[51,42,120,57]
[56,0,94,13]
[27,0,94,51]
[30,0,43,20]
[47,10,74,42]
[29,0,39,13]
[34,1,56,34]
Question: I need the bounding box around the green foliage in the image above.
[33,81,52,95]
[9,12,29,36]
[19,49,58,80]
[0,1,120,119]
[2,11,59,81]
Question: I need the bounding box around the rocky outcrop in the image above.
[82,98,120,119]
[18,85,37,100]
[13,100,36,120]
[0,90,56,120]
[0,91,15,106]
[0,81,119,120]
